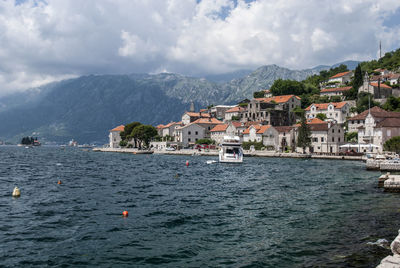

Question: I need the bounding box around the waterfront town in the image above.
[108,67,400,156]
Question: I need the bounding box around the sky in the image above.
[0,0,400,95]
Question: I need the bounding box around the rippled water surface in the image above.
[0,146,399,267]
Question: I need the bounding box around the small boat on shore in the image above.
[219,136,243,163]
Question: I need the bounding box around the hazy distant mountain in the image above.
[0,61,359,144]
[202,69,253,83]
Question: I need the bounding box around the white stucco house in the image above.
[305,102,350,124]
[109,125,124,148]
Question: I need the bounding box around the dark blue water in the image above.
[0,146,398,267]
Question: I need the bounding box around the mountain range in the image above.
[0,61,358,144]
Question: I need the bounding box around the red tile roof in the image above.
[242,124,272,134]
[231,121,243,128]
[210,124,228,132]
[376,117,400,128]
[349,106,400,121]
[255,95,301,103]
[294,118,325,127]
[225,106,245,113]
[274,126,294,133]
[330,71,351,79]
[110,125,125,132]
[320,86,352,93]
[184,112,211,118]
[305,102,348,111]
[192,118,223,124]
[156,124,164,129]
[370,82,392,89]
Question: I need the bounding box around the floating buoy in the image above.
[122,210,128,217]
[12,187,20,197]
[186,160,189,167]
[57,180,62,185]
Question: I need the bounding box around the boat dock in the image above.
[366,159,400,171]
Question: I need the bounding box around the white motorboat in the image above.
[219,136,243,163]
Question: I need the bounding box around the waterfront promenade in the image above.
[93,147,364,161]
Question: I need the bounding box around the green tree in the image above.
[345,132,358,142]
[316,113,327,121]
[242,141,264,150]
[353,64,363,90]
[384,136,400,153]
[293,107,305,118]
[356,93,380,113]
[270,79,306,96]
[253,91,265,98]
[383,96,400,112]
[131,125,158,148]
[120,122,141,141]
[195,138,214,145]
[119,140,128,147]
[297,116,311,153]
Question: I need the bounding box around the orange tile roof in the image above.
[110,125,125,132]
[330,71,351,79]
[185,112,211,118]
[243,124,272,134]
[257,125,272,134]
[226,106,245,113]
[156,124,164,129]
[370,82,392,89]
[243,125,259,134]
[320,86,352,93]
[192,118,223,124]
[210,124,228,132]
[294,118,326,128]
[305,102,348,111]
[231,121,243,128]
[200,108,208,112]
[275,126,294,133]
[255,95,301,104]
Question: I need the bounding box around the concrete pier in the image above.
[367,159,400,172]
[383,175,400,192]
[94,147,364,161]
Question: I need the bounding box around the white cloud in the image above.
[0,0,399,95]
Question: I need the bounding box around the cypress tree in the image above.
[297,117,311,153]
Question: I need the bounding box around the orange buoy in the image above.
[122,210,128,217]
[186,160,189,167]
[57,180,62,185]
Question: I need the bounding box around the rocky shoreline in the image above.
[377,230,400,267]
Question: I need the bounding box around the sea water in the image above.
[0,146,398,267]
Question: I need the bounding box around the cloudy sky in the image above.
[0,0,400,95]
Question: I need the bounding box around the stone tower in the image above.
[189,101,195,112]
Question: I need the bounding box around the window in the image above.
[188,138,191,142]
[321,137,324,142]
[338,137,341,142]
[332,129,334,133]
[195,138,198,141]
[338,129,340,133]
[208,127,211,130]
[335,113,338,117]
[195,131,198,135]
[188,131,191,135]
[313,138,318,142]
[332,137,334,142]
[357,120,360,124]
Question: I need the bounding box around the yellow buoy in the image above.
[12,186,20,197]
